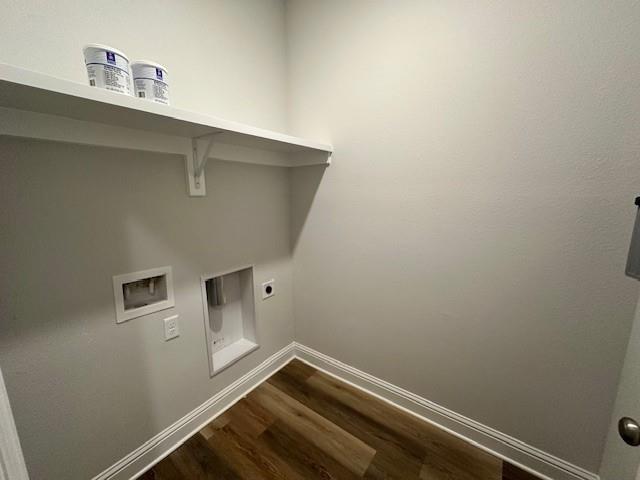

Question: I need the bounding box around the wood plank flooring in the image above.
[137,360,540,480]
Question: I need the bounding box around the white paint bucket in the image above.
[131,61,170,105]
[83,44,132,95]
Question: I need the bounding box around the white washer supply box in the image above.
[83,44,132,95]
[131,61,170,105]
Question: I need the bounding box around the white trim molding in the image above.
[91,341,598,480]
[0,367,29,480]
[293,343,599,480]
[91,342,295,480]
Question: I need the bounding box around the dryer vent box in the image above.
[113,266,175,323]
[201,265,258,377]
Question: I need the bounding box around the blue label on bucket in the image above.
[156,68,163,80]
[106,51,116,64]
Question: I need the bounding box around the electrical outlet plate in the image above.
[262,279,275,300]
[164,314,180,340]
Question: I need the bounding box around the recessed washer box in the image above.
[113,266,175,323]
[201,265,258,376]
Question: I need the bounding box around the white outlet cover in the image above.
[262,279,275,299]
[164,314,180,340]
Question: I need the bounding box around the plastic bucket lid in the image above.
[131,60,168,73]
[83,43,130,62]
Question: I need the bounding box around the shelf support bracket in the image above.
[185,132,223,197]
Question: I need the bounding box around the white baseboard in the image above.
[293,342,599,480]
[91,342,295,480]
[92,340,598,480]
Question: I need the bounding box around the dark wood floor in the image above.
[138,360,540,479]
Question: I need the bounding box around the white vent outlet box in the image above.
[201,265,258,376]
[113,266,175,323]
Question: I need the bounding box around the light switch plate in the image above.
[164,315,180,340]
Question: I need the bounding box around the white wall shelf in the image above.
[0,63,333,196]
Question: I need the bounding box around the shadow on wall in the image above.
[0,137,303,479]
[291,164,326,252]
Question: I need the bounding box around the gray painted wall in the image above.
[0,1,293,479]
[0,142,295,480]
[3,0,640,477]
[0,0,288,132]
[287,0,640,472]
